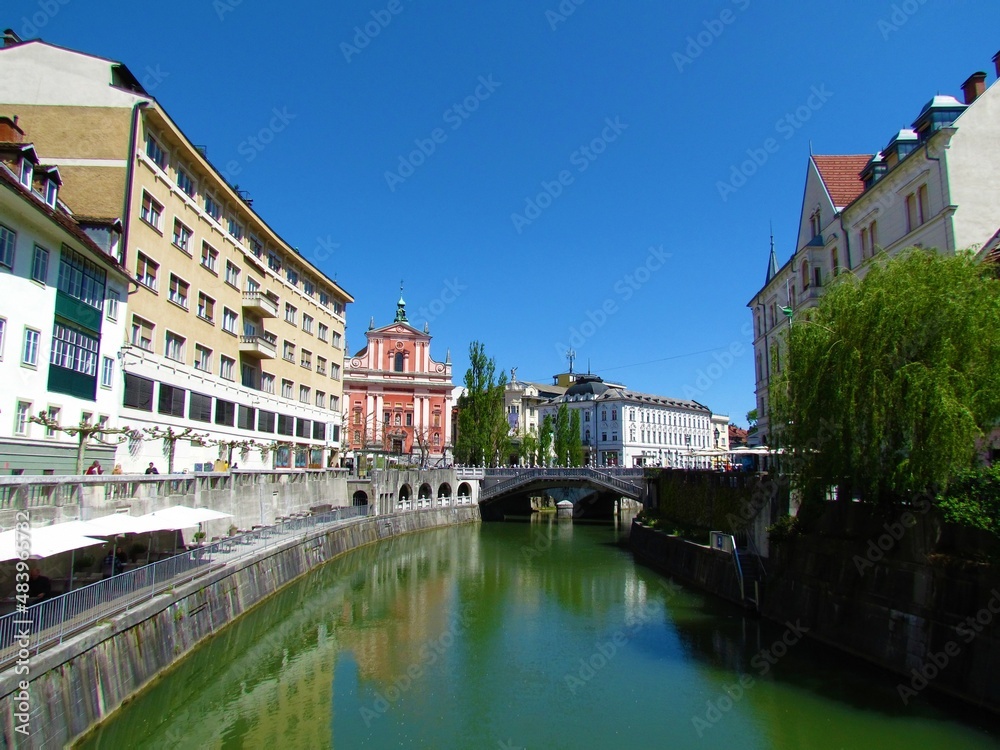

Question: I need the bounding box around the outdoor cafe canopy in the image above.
[0,526,106,562]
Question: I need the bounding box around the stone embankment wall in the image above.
[0,506,480,749]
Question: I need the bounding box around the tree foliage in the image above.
[454,341,509,466]
[553,403,571,466]
[569,410,584,466]
[771,249,1000,505]
[539,415,553,467]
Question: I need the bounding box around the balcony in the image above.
[239,331,277,359]
[242,291,278,318]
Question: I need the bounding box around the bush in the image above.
[768,515,802,544]
[936,464,1000,537]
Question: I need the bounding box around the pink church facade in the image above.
[343,296,453,464]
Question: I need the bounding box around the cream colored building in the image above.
[0,36,353,471]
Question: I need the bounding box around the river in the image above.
[78,516,1000,749]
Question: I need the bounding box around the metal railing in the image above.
[480,467,642,500]
[0,504,372,670]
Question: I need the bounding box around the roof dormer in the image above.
[860,153,888,190]
[881,129,918,167]
[912,95,966,143]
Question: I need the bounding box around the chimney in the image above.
[994,50,1000,80]
[962,71,988,104]
[0,116,24,143]
[2,29,22,48]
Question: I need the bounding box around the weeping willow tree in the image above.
[770,249,1000,506]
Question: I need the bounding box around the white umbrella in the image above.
[137,505,232,530]
[0,527,107,562]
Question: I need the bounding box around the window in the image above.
[332,332,342,349]
[45,408,62,438]
[800,260,809,289]
[15,401,31,435]
[282,379,293,399]
[146,134,167,170]
[197,292,215,323]
[319,291,329,307]
[246,277,260,294]
[201,242,219,272]
[249,235,263,258]
[168,274,189,308]
[331,363,341,380]
[831,248,840,277]
[106,289,120,321]
[28,244,49,284]
[303,279,314,297]
[227,216,243,241]
[19,158,32,188]
[165,331,186,361]
[189,392,212,422]
[158,384,186,417]
[316,391,326,409]
[283,341,296,362]
[220,355,235,381]
[302,314,313,334]
[809,210,821,238]
[331,395,339,412]
[394,353,404,372]
[261,373,275,394]
[140,192,163,231]
[860,227,870,259]
[301,349,312,369]
[50,322,98,375]
[284,303,296,324]
[917,184,929,225]
[906,192,918,233]
[0,223,14,268]
[136,252,159,290]
[257,410,275,433]
[869,220,878,255]
[316,356,327,375]
[238,405,255,430]
[205,193,222,222]
[176,166,195,198]
[296,418,310,438]
[267,251,282,273]
[384,412,391,424]
[58,248,106,308]
[405,412,412,426]
[222,308,238,334]
[813,267,822,288]
[286,266,299,286]
[299,385,310,403]
[225,260,240,287]
[22,328,39,366]
[123,374,154,411]
[194,344,212,372]
[278,414,294,436]
[44,179,57,208]
[313,421,325,440]
[131,315,154,350]
[172,219,193,254]
[215,399,235,427]
[318,323,329,342]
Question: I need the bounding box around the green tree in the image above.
[539,415,554,467]
[553,403,571,466]
[569,410,584,466]
[771,249,1000,505]
[746,408,758,436]
[455,341,509,466]
[520,433,539,466]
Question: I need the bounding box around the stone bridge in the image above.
[479,467,647,520]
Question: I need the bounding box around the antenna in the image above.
[567,349,576,374]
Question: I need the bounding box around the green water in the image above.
[79,518,1000,749]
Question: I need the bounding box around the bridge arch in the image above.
[418,482,433,500]
[457,482,472,499]
[437,482,452,499]
[352,490,369,506]
[399,483,411,504]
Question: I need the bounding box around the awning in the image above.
[136,505,233,531]
[0,527,107,562]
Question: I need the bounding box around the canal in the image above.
[79,517,1000,749]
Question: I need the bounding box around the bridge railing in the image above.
[480,468,643,500]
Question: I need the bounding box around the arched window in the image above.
[394,352,404,372]
[801,261,810,289]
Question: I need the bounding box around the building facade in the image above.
[0,36,354,471]
[0,117,130,474]
[748,59,1000,445]
[537,374,718,468]
[343,296,453,466]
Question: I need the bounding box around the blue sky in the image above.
[9,0,1000,425]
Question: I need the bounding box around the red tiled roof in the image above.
[812,155,872,208]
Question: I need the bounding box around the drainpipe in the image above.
[122,100,150,281]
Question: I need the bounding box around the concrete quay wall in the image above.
[0,506,480,749]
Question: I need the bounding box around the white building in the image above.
[749,60,1000,445]
[537,374,716,468]
[0,117,129,473]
